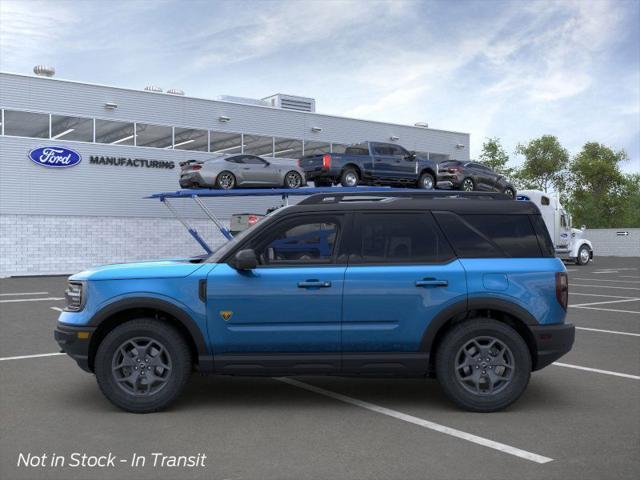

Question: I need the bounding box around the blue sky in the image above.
[1,0,638,172]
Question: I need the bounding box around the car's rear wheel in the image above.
[284,171,303,189]
[340,168,359,187]
[435,318,531,412]
[503,187,515,198]
[216,171,236,189]
[576,245,591,265]
[461,177,475,192]
[418,172,435,190]
[95,319,192,413]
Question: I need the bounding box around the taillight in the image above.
[297,159,301,167]
[448,167,460,173]
[248,215,259,226]
[322,154,331,169]
[192,165,202,171]
[556,272,568,310]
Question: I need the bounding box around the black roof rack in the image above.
[298,190,511,205]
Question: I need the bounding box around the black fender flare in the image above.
[420,297,538,352]
[88,297,213,372]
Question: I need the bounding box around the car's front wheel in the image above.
[95,319,192,413]
[576,245,591,265]
[435,318,531,412]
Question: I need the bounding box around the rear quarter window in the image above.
[434,212,543,258]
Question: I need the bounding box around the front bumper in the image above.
[54,323,96,373]
[530,323,575,370]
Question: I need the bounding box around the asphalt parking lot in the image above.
[1,257,639,480]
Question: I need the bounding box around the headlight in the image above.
[64,282,84,312]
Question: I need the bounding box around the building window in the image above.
[303,140,331,156]
[135,123,173,149]
[3,110,49,138]
[51,115,94,142]
[95,119,135,145]
[173,127,208,151]
[244,134,274,156]
[210,131,243,154]
[273,137,303,159]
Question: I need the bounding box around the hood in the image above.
[70,259,208,281]
[572,228,585,239]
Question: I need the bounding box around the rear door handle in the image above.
[415,279,448,287]
[298,280,332,288]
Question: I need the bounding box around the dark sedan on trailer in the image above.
[179,154,307,189]
[436,160,516,197]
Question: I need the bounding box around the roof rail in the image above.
[298,190,511,205]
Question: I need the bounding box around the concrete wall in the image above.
[587,228,640,257]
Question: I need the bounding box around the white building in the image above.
[0,70,470,276]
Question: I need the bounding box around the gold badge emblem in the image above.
[220,311,233,321]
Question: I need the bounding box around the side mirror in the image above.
[581,225,586,231]
[405,151,416,161]
[231,249,258,270]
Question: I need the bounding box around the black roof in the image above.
[287,191,539,215]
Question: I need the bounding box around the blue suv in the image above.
[55,191,574,413]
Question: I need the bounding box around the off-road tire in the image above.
[435,318,531,412]
[95,318,192,413]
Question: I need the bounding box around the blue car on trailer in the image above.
[55,187,574,413]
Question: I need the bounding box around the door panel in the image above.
[342,261,467,352]
[207,264,345,353]
[341,212,467,354]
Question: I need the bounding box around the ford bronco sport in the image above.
[55,190,574,413]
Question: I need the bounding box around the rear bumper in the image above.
[530,323,575,371]
[179,172,209,188]
[54,323,96,373]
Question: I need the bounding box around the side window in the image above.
[252,217,340,266]
[244,155,267,165]
[373,145,392,156]
[226,156,244,164]
[388,145,408,157]
[541,196,550,206]
[433,212,502,258]
[560,215,567,228]
[461,214,542,257]
[350,213,454,264]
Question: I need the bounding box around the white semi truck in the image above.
[517,190,593,265]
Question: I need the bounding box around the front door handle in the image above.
[415,278,448,287]
[298,280,332,288]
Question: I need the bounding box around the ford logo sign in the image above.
[28,146,82,168]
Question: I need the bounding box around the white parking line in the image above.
[0,297,64,303]
[553,363,640,380]
[569,284,640,291]
[277,377,553,464]
[570,298,640,307]
[0,352,65,362]
[0,291,49,296]
[50,307,63,312]
[573,278,640,284]
[575,327,640,337]
[571,305,640,314]
[569,292,636,299]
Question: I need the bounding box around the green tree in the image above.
[567,142,631,228]
[515,135,569,192]
[479,137,513,176]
